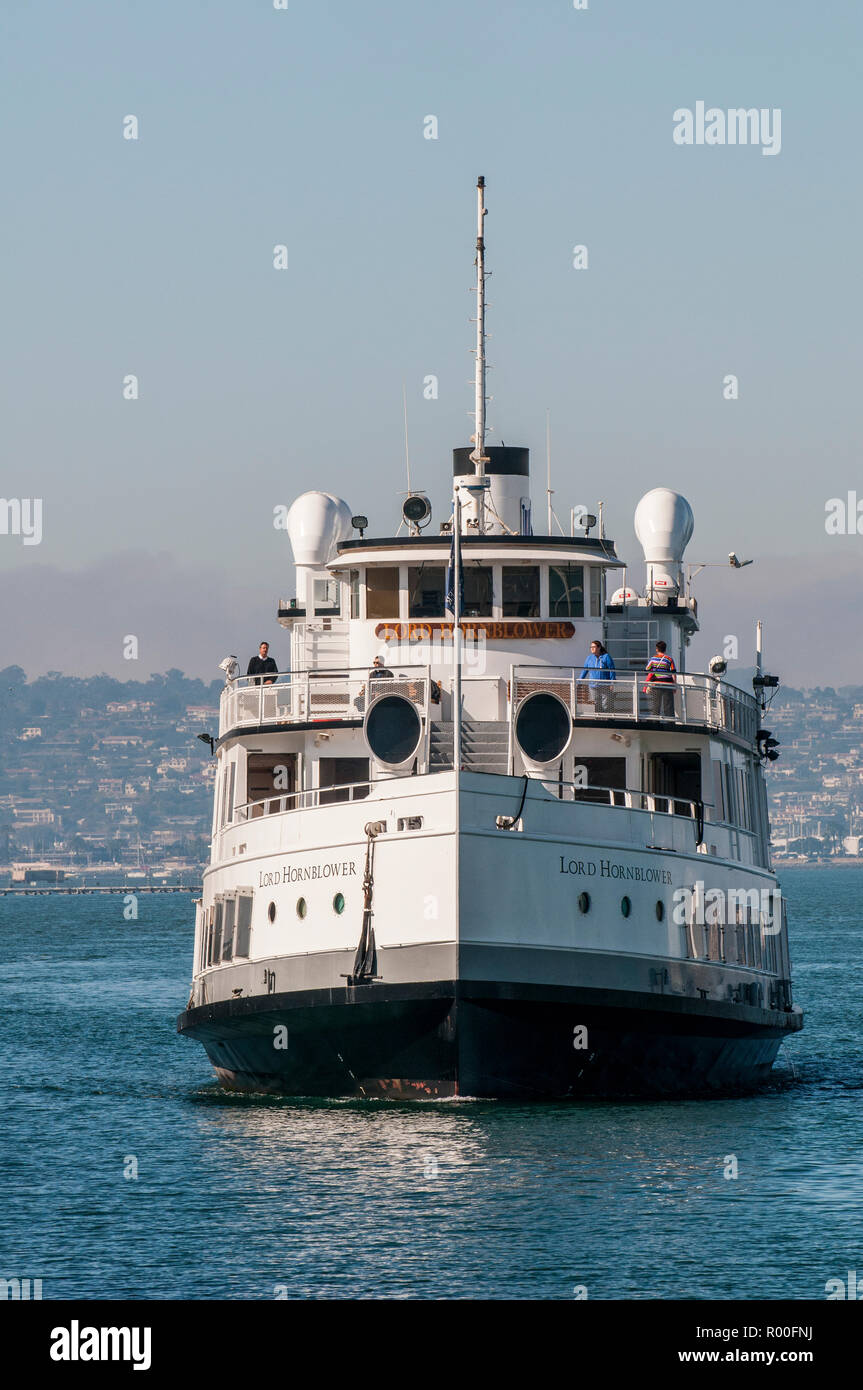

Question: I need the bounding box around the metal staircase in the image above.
[429,719,510,774]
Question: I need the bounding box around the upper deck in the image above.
[219,663,759,749]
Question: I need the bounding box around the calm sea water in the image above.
[1,867,860,1301]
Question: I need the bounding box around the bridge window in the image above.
[589,567,602,617]
[366,567,400,620]
[349,569,361,619]
[408,565,446,618]
[463,564,493,617]
[549,563,584,618]
[312,576,341,615]
[502,566,540,617]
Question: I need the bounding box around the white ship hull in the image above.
[178,770,801,1098]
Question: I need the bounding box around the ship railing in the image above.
[510,666,758,742]
[537,778,702,820]
[232,778,708,831]
[220,665,432,735]
[232,778,703,823]
[235,778,385,820]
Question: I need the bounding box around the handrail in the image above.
[219,667,433,736]
[535,778,701,818]
[225,662,433,690]
[217,662,758,743]
[225,777,711,825]
[511,666,758,741]
[233,776,408,820]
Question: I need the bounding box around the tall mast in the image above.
[471,176,488,475]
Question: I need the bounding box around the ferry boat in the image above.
[178,179,802,1098]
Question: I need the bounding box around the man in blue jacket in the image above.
[579,639,616,713]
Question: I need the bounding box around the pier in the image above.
[1,884,199,896]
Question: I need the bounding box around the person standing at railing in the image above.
[644,640,676,718]
[355,654,394,712]
[369,654,394,682]
[579,640,616,713]
[246,641,278,686]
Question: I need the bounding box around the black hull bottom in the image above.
[178,982,801,1100]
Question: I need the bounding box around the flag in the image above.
[445,530,464,617]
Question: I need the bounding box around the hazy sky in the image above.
[2,1,861,682]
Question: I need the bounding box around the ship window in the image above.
[268,901,277,923]
[221,897,236,961]
[200,907,212,972]
[589,567,603,617]
[313,576,341,615]
[651,752,701,815]
[621,895,632,917]
[296,897,307,919]
[463,564,493,617]
[247,753,298,815]
[408,565,446,618]
[333,892,345,914]
[226,762,236,825]
[578,892,590,914]
[318,757,370,805]
[210,901,223,965]
[366,567,400,620]
[502,566,540,618]
[572,757,627,804]
[549,564,584,618]
[349,569,361,619]
[235,894,253,957]
[736,764,754,832]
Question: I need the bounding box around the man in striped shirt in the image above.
[644,640,677,719]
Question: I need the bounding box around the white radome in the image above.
[286,491,353,569]
[634,488,694,566]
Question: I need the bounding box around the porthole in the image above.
[577,892,590,914]
[655,900,664,922]
[296,897,307,920]
[621,895,631,918]
[268,901,277,923]
[333,892,345,915]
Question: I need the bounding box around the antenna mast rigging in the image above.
[471,176,489,476]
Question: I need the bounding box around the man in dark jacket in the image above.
[247,641,278,685]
